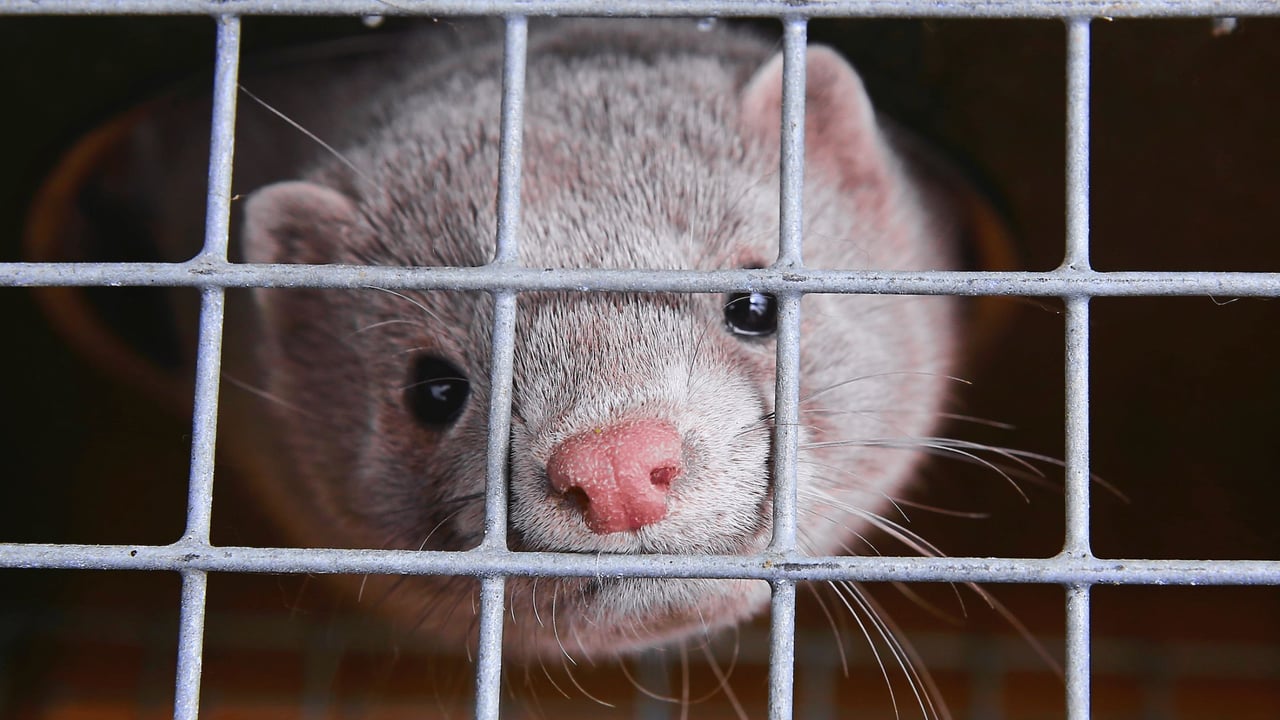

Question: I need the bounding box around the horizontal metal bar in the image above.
[3,262,1280,298]
[5,0,1279,18]
[4,542,1279,586]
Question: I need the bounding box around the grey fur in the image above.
[230,19,960,659]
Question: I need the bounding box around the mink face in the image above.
[238,20,959,659]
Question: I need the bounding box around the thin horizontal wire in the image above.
[4,262,1280,297]
[5,0,1279,18]
[4,542,1278,585]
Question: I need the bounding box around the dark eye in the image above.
[724,292,778,337]
[405,356,470,427]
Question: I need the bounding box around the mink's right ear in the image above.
[241,180,360,265]
[241,181,363,349]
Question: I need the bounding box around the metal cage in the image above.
[3,2,1280,719]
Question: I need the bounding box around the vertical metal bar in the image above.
[185,14,240,543]
[1062,17,1094,720]
[480,16,526,550]
[482,292,518,550]
[1062,294,1092,720]
[492,14,527,266]
[1065,583,1092,720]
[769,293,803,553]
[769,15,807,554]
[769,15,808,720]
[173,570,209,720]
[768,580,798,720]
[474,575,507,720]
[183,286,228,546]
[1062,294,1092,557]
[200,13,241,263]
[475,14,527,720]
[1062,16,1093,562]
[776,17,807,269]
[1063,18,1091,272]
[174,15,241,720]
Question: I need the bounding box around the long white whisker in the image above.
[827,579,901,717]
[808,436,1033,502]
[238,84,373,184]
[841,581,948,720]
[796,464,991,519]
[804,582,851,676]
[559,649,616,708]
[361,286,447,324]
[222,372,318,418]
[618,654,680,703]
[550,585,575,665]
[700,642,749,720]
[800,371,972,407]
[346,318,428,339]
[536,649,573,700]
[678,642,691,720]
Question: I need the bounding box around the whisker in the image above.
[840,581,948,720]
[800,371,973,407]
[536,649,573,700]
[238,84,373,185]
[550,585,575,666]
[809,436,1035,502]
[700,642,749,720]
[685,625,744,704]
[222,372,318,419]
[346,317,429,339]
[827,579,902,718]
[804,581,851,677]
[796,464,992,520]
[362,286,446,323]
[678,642,691,720]
[959,580,1065,680]
[618,654,680,703]
[559,646,616,708]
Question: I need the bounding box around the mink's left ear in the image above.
[739,46,892,192]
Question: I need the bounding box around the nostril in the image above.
[650,464,680,489]
[545,418,683,534]
[561,485,590,513]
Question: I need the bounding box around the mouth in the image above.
[505,574,773,660]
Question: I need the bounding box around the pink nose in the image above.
[546,419,683,534]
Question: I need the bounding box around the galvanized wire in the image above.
[766,17,809,719]
[1061,19,1095,719]
[473,16,529,719]
[5,3,1280,720]
[174,14,242,720]
[7,0,1280,18]
[5,263,1278,296]
[5,543,1278,585]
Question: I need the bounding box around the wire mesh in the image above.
[3,3,1280,720]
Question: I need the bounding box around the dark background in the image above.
[1,13,1277,719]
